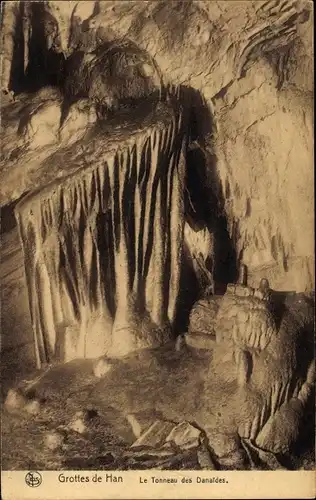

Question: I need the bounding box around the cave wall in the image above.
[1,0,313,293]
[213,54,314,291]
[1,221,36,392]
[102,0,314,292]
[211,14,314,291]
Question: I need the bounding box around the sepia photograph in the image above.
[0,0,314,498]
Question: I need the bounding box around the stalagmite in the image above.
[15,103,187,366]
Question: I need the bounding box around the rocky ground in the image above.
[2,349,206,471]
[2,344,314,471]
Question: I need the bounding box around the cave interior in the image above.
[0,1,314,473]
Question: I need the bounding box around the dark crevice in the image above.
[212,80,235,102]
[0,192,30,235]
[172,86,238,332]
[23,3,66,93]
[0,201,18,235]
[8,2,25,94]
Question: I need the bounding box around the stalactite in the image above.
[132,139,143,297]
[1,2,18,93]
[146,128,164,325]
[167,118,187,324]
[15,105,187,365]
[22,2,31,74]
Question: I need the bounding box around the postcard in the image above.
[1,1,314,499]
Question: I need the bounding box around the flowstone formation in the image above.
[15,99,188,364]
[1,23,217,366]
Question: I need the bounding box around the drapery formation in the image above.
[15,106,187,367]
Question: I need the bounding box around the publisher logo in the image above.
[25,471,42,488]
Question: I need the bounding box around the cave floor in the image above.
[1,345,314,471]
[2,347,206,471]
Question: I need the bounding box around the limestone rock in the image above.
[215,291,277,350]
[184,223,215,296]
[4,389,27,413]
[186,295,221,350]
[68,411,89,434]
[241,438,286,470]
[124,447,175,459]
[18,100,62,151]
[174,335,187,352]
[24,399,41,416]
[59,99,98,147]
[45,1,77,55]
[226,284,254,297]
[165,422,202,450]
[93,358,113,378]
[131,420,175,448]
[204,429,248,470]
[63,40,162,114]
[218,449,248,471]
[255,398,305,454]
[188,297,220,335]
[68,418,86,434]
[197,447,217,470]
[235,348,251,387]
[185,332,217,351]
[297,360,315,405]
[126,413,156,439]
[43,430,64,450]
[208,431,242,460]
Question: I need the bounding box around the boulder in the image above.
[67,411,89,434]
[188,297,220,336]
[43,430,65,450]
[4,389,27,413]
[131,420,175,448]
[24,399,41,416]
[165,422,202,450]
[255,398,305,454]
